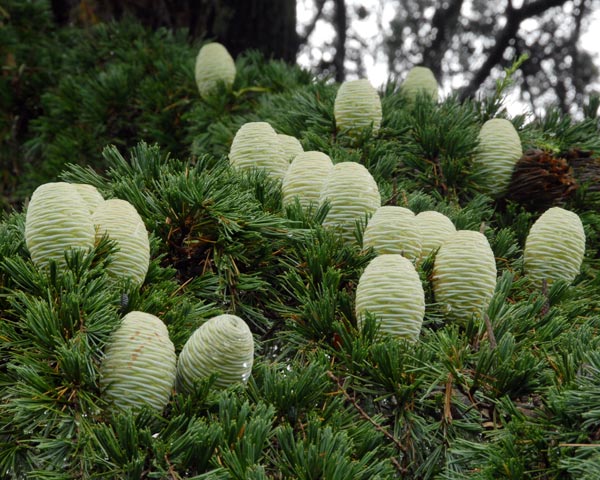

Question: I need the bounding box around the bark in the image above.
[213,0,298,63]
[49,0,299,63]
[332,0,347,82]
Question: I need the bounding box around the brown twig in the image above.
[327,371,406,453]
[483,313,497,350]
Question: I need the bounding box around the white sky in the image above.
[296,0,600,116]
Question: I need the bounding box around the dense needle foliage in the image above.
[1,2,600,478]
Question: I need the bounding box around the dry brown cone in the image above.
[506,148,600,210]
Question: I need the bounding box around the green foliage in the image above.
[2,6,600,479]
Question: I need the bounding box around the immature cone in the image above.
[100,311,176,413]
[334,79,382,136]
[414,211,456,258]
[194,42,236,99]
[92,199,150,287]
[72,183,104,214]
[362,206,421,262]
[282,151,334,209]
[177,314,254,391]
[229,122,289,180]
[401,66,439,102]
[277,134,304,163]
[524,207,586,287]
[473,118,522,197]
[320,162,381,243]
[355,254,425,342]
[25,182,95,269]
[432,230,497,322]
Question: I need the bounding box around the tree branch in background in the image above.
[298,0,327,46]
[422,0,464,80]
[460,0,570,101]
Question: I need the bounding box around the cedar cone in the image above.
[507,149,578,210]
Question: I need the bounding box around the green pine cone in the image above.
[432,230,497,322]
[320,162,381,243]
[229,121,289,180]
[362,206,421,261]
[414,210,456,258]
[473,118,522,196]
[355,254,425,342]
[334,79,382,136]
[194,42,236,99]
[524,206,586,287]
[401,66,439,102]
[100,311,176,413]
[282,151,334,209]
[92,199,150,287]
[25,182,96,269]
[176,314,254,391]
[277,133,304,163]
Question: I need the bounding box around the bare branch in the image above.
[422,0,464,80]
[298,0,328,46]
[459,0,570,101]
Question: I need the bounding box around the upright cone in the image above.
[473,118,522,197]
[177,314,255,391]
[356,254,425,342]
[320,162,381,243]
[100,311,176,413]
[432,230,497,323]
[524,207,586,287]
[229,122,289,180]
[25,182,95,269]
[362,206,421,262]
[334,79,382,137]
[194,42,236,99]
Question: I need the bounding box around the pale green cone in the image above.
[320,162,381,244]
[194,42,236,99]
[414,210,456,258]
[25,182,96,269]
[362,206,421,262]
[401,66,439,102]
[282,151,334,209]
[100,311,176,413]
[177,314,254,391]
[72,183,104,214]
[334,79,382,137]
[92,199,150,287]
[524,206,586,287]
[277,133,304,163]
[473,118,522,197]
[229,121,289,180]
[432,230,497,322]
[355,254,425,342]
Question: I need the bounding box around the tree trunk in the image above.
[49,0,299,63]
[211,0,298,63]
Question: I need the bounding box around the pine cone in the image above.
[506,149,577,210]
